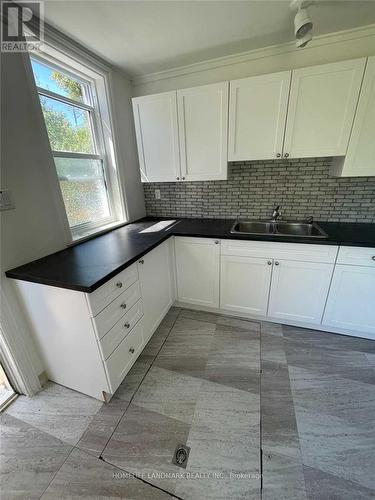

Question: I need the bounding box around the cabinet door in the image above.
[228,71,291,161]
[175,237,220,307]
[341,57,375,177]
[283,58,366,158]
[220,255,273,316]
[323,265,375,335]
[137,239,175,343]
[268,260,334,324]
[132,92,180,182]
[177,82,228,181]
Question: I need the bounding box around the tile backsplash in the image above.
[143,158,375,222]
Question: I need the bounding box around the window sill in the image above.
[69,220,127,246]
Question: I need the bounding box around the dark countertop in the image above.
[6,217,375,293]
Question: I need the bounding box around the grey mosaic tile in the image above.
[143,159,375,222]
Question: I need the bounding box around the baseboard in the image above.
[38,370,49,387]
[174,301,375,341]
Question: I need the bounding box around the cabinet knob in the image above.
[176,177,180,180]
[275,261,280,266]
[214,240,219,244]
[372,256,375,261]
[129,347,135,354]
[124,322,130,329]
[139,259,144,264]
[284,153,289,158]
[116,282,123,288]
[276,153,281,158]
[120,302,127,309]
[182,176,185,180]
[267,260,272,265]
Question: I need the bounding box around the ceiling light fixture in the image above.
[290,0,314,48]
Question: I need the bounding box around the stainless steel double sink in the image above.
[230,220,328,238]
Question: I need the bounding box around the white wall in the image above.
[1,50,145,387]
[1,52,67,379]
[132,25,375,96]
[110,71,146,221]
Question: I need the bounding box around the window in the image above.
[30,55,124,239]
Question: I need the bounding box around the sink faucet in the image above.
[271,205,282,221]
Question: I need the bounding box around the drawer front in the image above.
[337,246,375,267]
[94,281,141,338]
[105,319,144,393]
[100,300,143,360]
[88,263,138,316]
[221,240,338,263]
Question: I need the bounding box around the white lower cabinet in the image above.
[219,240,338,326]
[220,255,272,315]
[99,300,143,360]
[175,237,220,307]
[13,241,175,402]
[323,264,375,335]
[13,236,375,402]
[137,239,175,343]
[105,319,145,394]
[268,260,334,324]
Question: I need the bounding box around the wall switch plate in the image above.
[155,189,161,200]
[0,190,15,211]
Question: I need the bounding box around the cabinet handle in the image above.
[214,240,219,244]
[120,302,127,309]
[129,347,135,354]
[182,176,185,180]
[116,282,123,288]
[284,153,289,158]
[176,177,180,180]
[276,153,281,158]
[372,256,375,261]
[124,322,130,329]
[275,261,280,266]
[267,260,272,265]
[139,259,144,264]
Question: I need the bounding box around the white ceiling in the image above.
[42,0,375,77]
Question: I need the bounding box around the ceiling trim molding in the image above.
[43,21,113,73]
[132,23,375,86]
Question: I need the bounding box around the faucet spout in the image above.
[272,205,282,221]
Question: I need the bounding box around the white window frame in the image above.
[27,37,127,242]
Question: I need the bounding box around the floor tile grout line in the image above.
[41,309,259,499]
[98,308,218,499]
[280,323,309,500]
[38,445,76,499]
[173,315,219,481]
[98,308,183,458]
[1,412,78,500]
[100,455,184,500]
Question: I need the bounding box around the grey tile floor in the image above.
[1,307,375,499]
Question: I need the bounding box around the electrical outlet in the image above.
[155,189,161,200]
[0,190,15,211]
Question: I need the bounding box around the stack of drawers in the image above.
[86,262,145,393]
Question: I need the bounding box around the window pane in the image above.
[54,157,111,228]
[40,95,95,154]
[31,58,88,104]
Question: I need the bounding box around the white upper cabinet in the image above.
[177,82,229,181]
[283,58,366,158]
[228,71,291,161]
[132,91,180,182]
[338,56,375,177]
[133,57,370,177]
